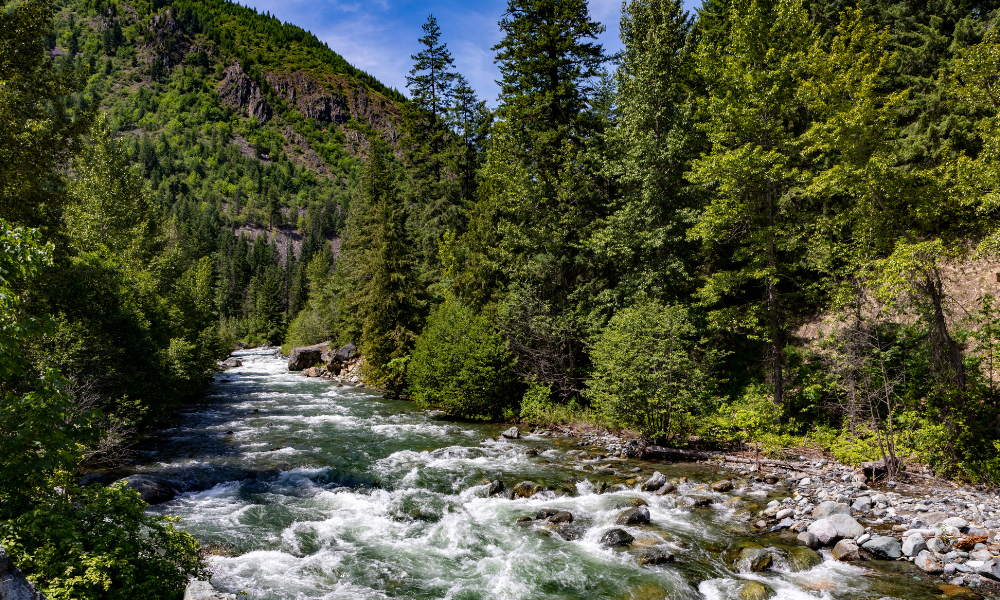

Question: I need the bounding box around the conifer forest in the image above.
[5,0,1000,596]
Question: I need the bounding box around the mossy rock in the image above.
[738,580,775,600]
[735,547,773,573]
[785,546,823,572]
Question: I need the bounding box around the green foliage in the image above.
[0,483,206,600]
[588,302,721,438]
[284,250,337,349]
[407,298,517,419]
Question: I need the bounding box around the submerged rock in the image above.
[512,481,541,498]
[738,580,775,600]
[786,546,823,571]
[616,506,650,526]
[735,547,773,573]
[601,528,635,547]
[639,547,674,565]
[114,475,175,504]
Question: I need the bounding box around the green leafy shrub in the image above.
[0,483,206,600]
[407,299,517,419]
[588,302,721,438]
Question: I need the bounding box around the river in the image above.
[129,349,949,599]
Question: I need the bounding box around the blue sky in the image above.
[239,0,702,105]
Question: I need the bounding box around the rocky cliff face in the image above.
[217,64,273,122]
[216,63,400,149]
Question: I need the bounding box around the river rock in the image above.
[813,501,851,519]
[488,480,505,496]
[287,341,330,371]
[737,580,775,600]
[786,546,823,571]
[927,537,948,553]
[501,427,520,439]
[549,511,573,524]
[832,539,860,561]
[943,517,969,530]
[303,367,321,377]
[639,548,674,565]
[512,481,541,498]
[851,496,872,512]
[601,528,635,547]
[922,511,949,526]
[641,471,666,491]
[862,536,903,559]
[114,475,175,504]
[902,533,928,557]
[184,580,237,600]
[735,547,773,573]
[797,531,820,549]
[828,513,864,539]
[221,357,242,368]
[333,342,356,363]
[711,480,733,492]
[807,519,840,545]
[914,550,943,574]
[775,508,793,520]
[680,495,713,508]
[0,545,46,600]
[617,506,650,526]
[78,473,112,486]
[655,483,676,495]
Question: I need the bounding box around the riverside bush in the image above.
[588,302,720,438]
[0,483,206,600]
[407,299,517,419]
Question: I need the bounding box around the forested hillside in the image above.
[6,0,1000,595]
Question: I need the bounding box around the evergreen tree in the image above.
[340,140,421,391]
[590,0,702,313]
[688,0,812,406]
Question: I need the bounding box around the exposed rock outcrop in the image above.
[217,63,272,122]
[0,546,46,600]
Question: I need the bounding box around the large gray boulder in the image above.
[185,581,236,600]
[862,536,902,559]
[114,475,175,505]
[0,546,46,600]
[902,533,927,557]
[641,472,666,492]
[807,519,840,545]
[287,341,331,371]
[828,513,864,539]
[333,342,356,363]
[616,506,650,526]
[600,529,634,547]
[812,501,851,519]
[832,539,860,561]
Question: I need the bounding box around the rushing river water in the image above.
[129,349,950,600]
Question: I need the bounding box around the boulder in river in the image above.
[287,342,330,371]
[303,367,321,377]
[549,511,573,524]
[1,545,46,600]
[832,539,860,561]
[221,357,242,369]
[184,580,237,600]
[807,519,840,545]
[680,495,712,508]
[639,548,674,565]
[902,533,927,557]
[735,547,773,573]
[114,475,175,504]
[785,546,823,571]
[512,481,541,498]
[655,483,676,495]
[737,580,774,600]
[711,480,733,492]
[862,536,902,559]
[488,480,505,496]
[797,531,819,549]
[812,501,851,519]
[616,506,650,526]
[600,528,635,547]
[827,513,864,539]
[501,427,520,439]
[641,471,666,491]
